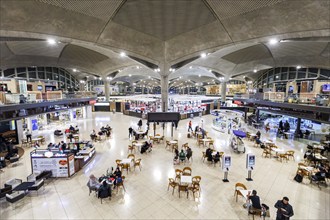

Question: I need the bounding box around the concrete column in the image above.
[103,77,110,101]
[221,82,227,103]
[295,118,301,137]
[161,75,169,112]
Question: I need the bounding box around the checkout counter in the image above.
[30,142,96,177]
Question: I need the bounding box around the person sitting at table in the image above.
[60,141,67,151]
[186,147,192,161]
[206,148,213,162]
[98,180,111,199]
[247,190,262,214]
[90,130,97,141]
[213,151,221,164]
[194,125,199,134]
[88,174,101,190]
[69,125,75,132]
[174,148,179,157]
[256,131,261,139]
[114,167,122,178]
[304,129,311,139]
[54,129,63,136]
[141,141,151,154]
[113,175,123,189]
[179,149,186,163]
[265,123,270,133]
[173,155,180,165]
[255,137,263,146]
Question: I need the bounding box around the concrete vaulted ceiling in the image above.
[0,0,329,83]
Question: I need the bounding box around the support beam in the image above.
[221,82,227,103]
[161,75,169,112]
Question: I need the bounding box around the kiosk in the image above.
[222,154,231,182]
[246,153,256,181]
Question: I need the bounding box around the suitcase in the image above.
[187,133,191,138]
[294,173,303,183]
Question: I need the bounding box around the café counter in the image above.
[74,146,96,172]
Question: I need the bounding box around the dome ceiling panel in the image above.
[269,42,328,58]
[221,44,272,64]
[59,44,108,64]
[112,0,216,40]
[219,0,330,42]
[6,41,66,57]
[320,43,330,58]
[0,43,14,59]
[0,0,105,42]
[207,0,286,20]
[36,0,123,21]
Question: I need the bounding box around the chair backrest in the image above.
[115,160,122,165]
[235,182,247,190]
[287,150,294,155]
[175,169,182,176]
[298,162,307,168]
[135,158,141,165]
[182,167,192,175]
[192,176,201,183]
[127,154,135,160]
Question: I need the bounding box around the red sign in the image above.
[233,100,242,105]
[89,100,96,105]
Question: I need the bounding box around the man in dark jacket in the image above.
[274,197,294,220]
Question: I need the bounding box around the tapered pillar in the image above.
[221,82,227,103]
[161,75,169,112]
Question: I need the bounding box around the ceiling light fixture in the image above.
[198,74,201,77]
[201,53,207,58]
[296,65,301,69]
[73,68,77,72]
[253,69,257,73]
[129,74,132,77]
[120,52,126,57]
[189,66,192,69]
[269,38,278,45]
[47,38,56,45]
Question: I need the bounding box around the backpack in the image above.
[294,173,303,183]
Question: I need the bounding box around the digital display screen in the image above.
[224,156,231,167]
[322,84,330,92]
[248,155,255,166]
[37,85,43,91]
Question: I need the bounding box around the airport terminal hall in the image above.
[1,0,330,219]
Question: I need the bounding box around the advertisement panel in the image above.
[32,157,69,177]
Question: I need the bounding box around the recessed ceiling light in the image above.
[47,38,56,45]
[120,52,126,57]
[253,69,257,73]
[99,77,102,80]
[148,76,151,78]
[198,74,201,77]
[269,38,278,45]
[201,53,206,58]
[129,74,132,77]
[136,66,140,69]
[296,65,301,69]
[189,66,192,69]
[208,69,212,72]
[73,68,77,72]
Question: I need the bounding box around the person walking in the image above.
[188,120,193,132]
[274,197,294,220]
[25,129,32,142]
[138,119,142,130]
[128,127,133,139]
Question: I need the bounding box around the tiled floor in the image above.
[0,112,329,219]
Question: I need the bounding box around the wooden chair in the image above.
[116,176,126,193]
[198,139,204,147]
[134,159,142,171]
[262,149,271,158]
[178,184,188,198]
[74,136,79,142]
[172,143,178,152]
[115,160,122,166]
[165,141,171,150]
[182,143,189,150]
[278,153,288,162]
[188,182,200,198]
[286,150,295,161]
[209,141,215,149]
[159,136,165,143]
[127,154,135,161]
[21,139,28,148]
[182,167,192,176]
[128,145,135,154]
[175,169,182,181]
[234,182,247,202]
[167,178,178,195]
[156,133,161,136]
[132,141,137,146]
[202,152,207,162]
[121,163,130,174]
[38,136,45,145]
[192,176,201,184]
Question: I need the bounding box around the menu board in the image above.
[32,157,69,177]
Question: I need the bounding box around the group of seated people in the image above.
[91,125,112,141]
[47,141,67,151]
[194,126,206,138]
[205,148,221,164]
[88,166,124,199]
[65,125,79,134]
[173,147,192,164]
[310,164,330,184]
